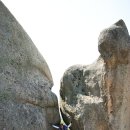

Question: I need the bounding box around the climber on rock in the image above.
[51,122,71,130]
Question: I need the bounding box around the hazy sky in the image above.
[3,0,130,96]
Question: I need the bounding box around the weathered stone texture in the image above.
[0,1,60,130]
[60,19,130,130]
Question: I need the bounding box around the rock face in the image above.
[60,19,130,130]
[0,1,60,130]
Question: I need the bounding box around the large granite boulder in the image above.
[60,19,130,130]
[0,1,60,130]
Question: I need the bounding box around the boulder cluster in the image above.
[0,1,130,130]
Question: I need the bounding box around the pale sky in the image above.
[2,0,130,97]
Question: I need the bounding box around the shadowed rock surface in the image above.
[0,1,60,130]
[60,19,130,130]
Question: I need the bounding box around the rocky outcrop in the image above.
[0,1,60,130]
[60,19,130,130]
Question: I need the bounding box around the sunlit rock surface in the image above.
[60,19,130,130]
[0,1,60,130]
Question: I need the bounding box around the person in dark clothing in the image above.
[52,122,71,130]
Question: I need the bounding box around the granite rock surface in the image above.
[0,1,60,130]
[60,19,130,130]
